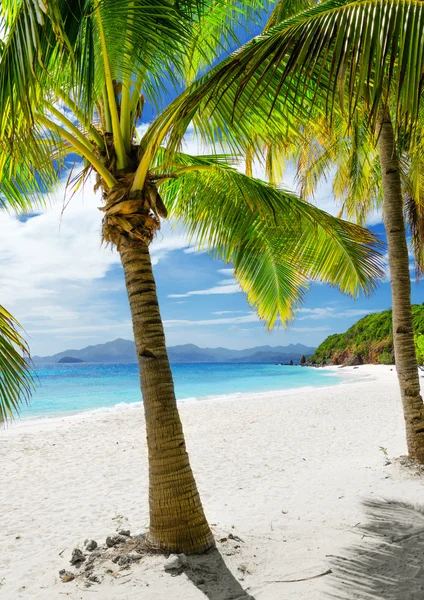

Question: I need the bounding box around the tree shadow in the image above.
[184,547,256,600]
[326,499,424,599]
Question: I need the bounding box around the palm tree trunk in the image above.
[377,106,424,462]
[118,237,215,553]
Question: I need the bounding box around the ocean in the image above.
[19,363,341,420]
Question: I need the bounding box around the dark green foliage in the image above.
[311,305,424,365]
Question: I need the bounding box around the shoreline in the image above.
[1,364,378,433]
[2,364,417,600]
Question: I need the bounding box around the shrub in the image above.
[415,334,424,365]
[379,350,394,365]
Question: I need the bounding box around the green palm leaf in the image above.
[222,0,424,130]
[158,152,384,327]
[0,306,34,423]
[144,0,424,160]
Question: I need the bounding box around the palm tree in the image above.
[165,0,424,462]
[286,107,424,460]
[0,1,383,552]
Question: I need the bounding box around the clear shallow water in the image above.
[20,363,341,420]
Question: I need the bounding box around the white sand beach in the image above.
[1,365,424,600]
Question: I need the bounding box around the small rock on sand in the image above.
[106,535,127,548]
[118,529,131,537]
[70,548,85,566]
[84,539,98,551]
[59,569,75,583]
[164,553,187,571]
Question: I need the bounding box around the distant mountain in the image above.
[311,305,424,365]
[57,357,85,364]
[34,338,137,364]
[33,339,316,364]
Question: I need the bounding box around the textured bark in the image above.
[119,237,215,553]
[377,107,424,462]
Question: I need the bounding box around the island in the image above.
[57,357,86,364]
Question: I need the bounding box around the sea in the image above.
[18,363,341,421]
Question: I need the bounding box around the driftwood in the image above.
[266,568,332,583]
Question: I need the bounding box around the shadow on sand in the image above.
[326,499,424,599]
[184,547,255,600]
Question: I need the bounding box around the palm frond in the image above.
[0,305,34,423]
[264,0,313,30]
[401,123,424,277]
[158,152,384,327]
[182,1,273,85]
[0,0,86,136]
[146,0,424,156]
[0,128,63,212]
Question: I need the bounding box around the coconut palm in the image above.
[0,1,383,552]
[287,107,424,460]
[163,0,424,462]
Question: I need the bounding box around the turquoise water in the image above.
[20,363,341,420]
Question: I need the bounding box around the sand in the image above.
[1,365,424,600]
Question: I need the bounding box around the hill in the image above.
[57,357,85,364]
[33,340,316,364]
[311,305,424,365]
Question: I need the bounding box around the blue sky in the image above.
[1,8,423,356]
[3,153,423,356]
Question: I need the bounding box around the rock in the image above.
[300,355,307,365]
[59,569,75,582]
[84,539,98,552]
[117,552,143,566]
[106,535,127,548]
[164,553,187,571]
[342,354,363,367]
[130,552,143,561]
[88,574,102,584]
[70,548,86,566]
[118,529,131,537]
[288,359,294,366]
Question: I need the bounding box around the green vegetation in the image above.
[311,305,424,365]
[415,335,424,365]
[0,306,33,423]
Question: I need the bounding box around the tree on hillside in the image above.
[163,0,424,463]
[0,0,383,552]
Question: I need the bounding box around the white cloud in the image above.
[0,172,190,354]
[290,326,332,332]
[168,283,240,299]
[162,316,332,332]
[168,266,239,298]
[217,268,234,276]
[298,307,381,320]
[164,314,258,327]
[0,176,120,312]
[183,246,206,255]
[150,224,190,265]
[29,321,133,336]
[213,310,246,315]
